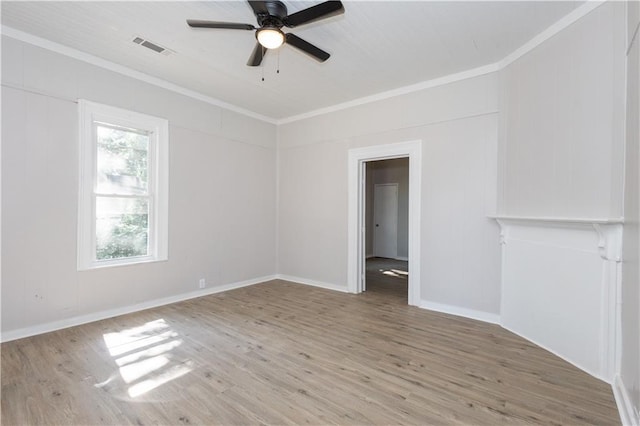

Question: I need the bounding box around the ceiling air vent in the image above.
[132,36,173,56]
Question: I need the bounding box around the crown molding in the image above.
[2,0,607,126]
[1,25,278,125]
[499,0,607,68]
[278,0,607,125]
[277,62,501,125]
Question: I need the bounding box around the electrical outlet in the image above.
[199,278,206,289]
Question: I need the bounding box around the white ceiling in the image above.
[2,1,584,120]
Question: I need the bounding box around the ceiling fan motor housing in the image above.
[256,1,288,27]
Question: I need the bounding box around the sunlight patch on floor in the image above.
[127,360,193,398]
[118,354,170,383]
[101,318,193,398]
[115,339,183,367]
[380,268,409,278]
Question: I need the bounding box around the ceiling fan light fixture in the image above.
[257,27,284,49]
[187,0,344,66]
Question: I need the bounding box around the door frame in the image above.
[372,183,399,259]
[347,140,422,306]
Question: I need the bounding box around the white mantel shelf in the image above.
[491,216,623,262]
[489,215,624,225]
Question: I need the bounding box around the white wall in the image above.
[497,1,627,384]
[1,36,277,339]
[278,73,502,317]
[498,1,626,219]
[365,158,409,259]
[620,0,640,422]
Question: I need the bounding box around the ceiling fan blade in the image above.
[187,20,255,30]
[247,1,269,16]
[247,42,266,66]
[284,1,344,28]
[285,33,330,62]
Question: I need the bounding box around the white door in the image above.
[373,183,398,258]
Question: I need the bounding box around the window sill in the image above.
[78,255,168,271]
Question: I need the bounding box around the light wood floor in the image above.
[1,262,619,425]
[365,257,409,302]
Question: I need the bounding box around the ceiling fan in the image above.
[187,0,344,66]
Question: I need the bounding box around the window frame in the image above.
[78,100,168,270]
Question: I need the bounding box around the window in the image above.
[78,100,168,270]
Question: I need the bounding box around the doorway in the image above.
[365,158,409,300]
[347,141,422,306]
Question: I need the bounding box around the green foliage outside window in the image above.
[96,211,148,260]
[95,125,151,261]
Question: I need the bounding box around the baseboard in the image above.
[613,375,640,425]
[395,256,409,261]
[276,274,350,293]
[0,274,277,343]
[420,300,500,324]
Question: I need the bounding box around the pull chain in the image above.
[259,48,282,81]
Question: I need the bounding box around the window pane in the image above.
[96,125,149,195]
[96,197,149,260]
